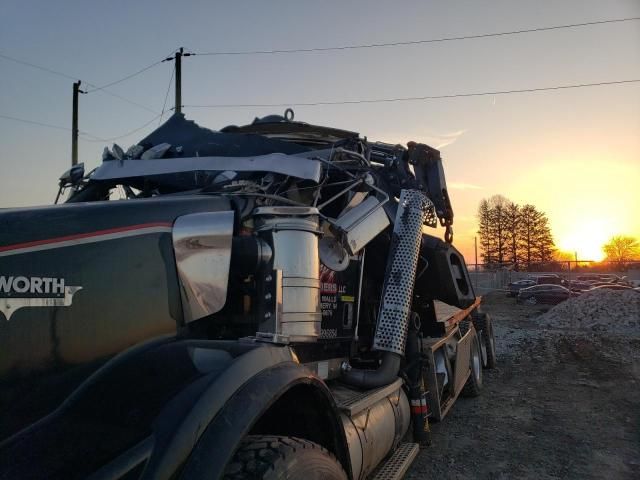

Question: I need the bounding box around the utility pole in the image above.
[175,47,183,114]
[474,236,479,291]
[71,80,83,166]
[163,48,192,115]
[474,236,478,271]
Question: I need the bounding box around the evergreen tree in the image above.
[517,204,555,268]
[517,204,538,267]
[478,197,555,270]
[504,202,521,268]
[487,195,510,265]
[477,198,494,265]
[534,214,555,263]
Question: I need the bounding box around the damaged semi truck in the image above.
[0,112,496,480]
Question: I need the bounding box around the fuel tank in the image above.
[0,195,231,441]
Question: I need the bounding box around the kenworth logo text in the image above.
[0,276,82,321]
[0,276,65,295]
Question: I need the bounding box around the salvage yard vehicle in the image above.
[534,274,565,286]
[589,284,634,291]
[517,284,575,305]
[577,274,625,285]
[507,279,536,296]
[0,112,496,480]
[566,280,594,293]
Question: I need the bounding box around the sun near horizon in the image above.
[448,140,640,264]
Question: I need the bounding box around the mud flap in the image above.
[416,234,476,308]
[453,328,474,396]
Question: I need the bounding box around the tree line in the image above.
[477,195,555,269]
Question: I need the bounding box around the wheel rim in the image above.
[480,334,488,365]
[472,341,481,380]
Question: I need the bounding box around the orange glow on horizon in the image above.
[557,220,608,262]
[450,154,640,265]
[503,157,639,264]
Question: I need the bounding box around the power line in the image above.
[83,49,177,93]
[0,52,80,81]
[90,88,158,115]
[0,111,163,144]
[159,65,176,125]
[79,113,164,143]
[0,113,71,131]
[0,49,181,142]
[194,17,640,56]
[183,79,640,108]
[0,51,158,114]
[3,79,639,141]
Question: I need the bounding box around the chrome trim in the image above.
[256,211,322,342]
[354,249,366,341]
[253,206,320,216]
[91,153,322,182]
[338,383,410,480]
[172,211,234,322]
[274,269,284,334]
[333,196,390,255]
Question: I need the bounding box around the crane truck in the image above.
[0,111,496,480]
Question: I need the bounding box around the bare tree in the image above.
[603,235,640,263]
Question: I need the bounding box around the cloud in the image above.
[447,182,483,190]
[431,130,468,149]
[373,128,467,150]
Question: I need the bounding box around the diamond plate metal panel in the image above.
[371,442,420,480]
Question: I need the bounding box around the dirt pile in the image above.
[539,289,640,332]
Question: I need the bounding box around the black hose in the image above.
[341,352,401,389]
[341,190,430,389]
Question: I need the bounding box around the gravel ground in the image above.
[405,291,640,480]
[539,289,640,333]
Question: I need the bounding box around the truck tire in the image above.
[473,313,497,369]
[461,334,483,397]
[223,435,348,480]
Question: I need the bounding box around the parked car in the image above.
[535,274,565,285]
[589,284,634,291]
[576,274,600,283]
[517,284,575,305]
[566,280,593,293]
[599,274,624,284]
[576,274,623,284]
[589,281,627,288]
[507,279,537,296]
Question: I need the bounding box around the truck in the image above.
[0,111,497,480]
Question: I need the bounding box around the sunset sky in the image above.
[1,0,638,263]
